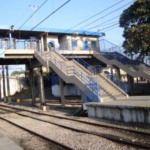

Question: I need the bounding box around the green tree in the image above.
[119,0,150,61]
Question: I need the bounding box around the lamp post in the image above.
[6,25,14,104]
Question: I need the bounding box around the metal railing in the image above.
[66,51,128,93]
[104,74,128,93]
[99,39,150,70]
[0,38,41,50]
[38,51,101,102]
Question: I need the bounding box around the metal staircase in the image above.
[34,50,101,102]
[94,39,150,81]
[34,50,128,102]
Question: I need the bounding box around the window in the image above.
[71,39,77,47]
[91,41,97,48]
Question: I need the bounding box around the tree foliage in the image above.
[119,0,150,60]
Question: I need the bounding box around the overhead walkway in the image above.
[93,40,150,81]
[34,50,128,102]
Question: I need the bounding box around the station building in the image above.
[0,27,150,124]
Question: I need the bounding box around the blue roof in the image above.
[21,26,105,37]
[0,25,105,37]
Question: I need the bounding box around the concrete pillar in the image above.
[127,74,134,94]
[38,67,45,105]
[81,91,85,103]
[43,33,48,51]
[2,65,7,102]
[115,66,121,80]
[59,77,65,107]
[6,65,11,104]
[110,66,114,81]
[41,36,44,51]
[29,69,36,106]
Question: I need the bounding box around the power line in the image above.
[65,0,125,32]
[77,1,134,31]
[92,22,119,35]
[100,23,119,31]
[18,0,48,30]
[14,0,42,27]
[31,0,71,31]
[87,15,120,31]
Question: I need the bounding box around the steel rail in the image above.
[0,105,150,149]
[0,104,149,135]
[0,115,74,150]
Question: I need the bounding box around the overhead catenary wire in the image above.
[18,0,48,30]
[87,15,120,31]
[91,22,119,35]
[31,0,71,31]
[14,0,42,27]
[64,0,125,32]
[76,1,134,31]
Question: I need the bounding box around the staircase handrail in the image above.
[104,74,128,93]
[38,51,101,101]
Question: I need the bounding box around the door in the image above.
[83,41,88,50]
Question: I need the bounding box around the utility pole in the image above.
[2,65,6,102]
[6,25,14,104]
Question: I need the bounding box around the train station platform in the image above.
[0,132,23,150]
[86,96,150,125]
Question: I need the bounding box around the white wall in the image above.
[47,35,59,50]
[0,77,25,98]
[52,84,81,97]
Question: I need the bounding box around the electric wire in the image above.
[64,0,125,32]
[14,0,42,27]
[76,1,134,31]
[31,0,71,31]
[91,22,119,35]
[18,0,48,30]
[87,15,120,31]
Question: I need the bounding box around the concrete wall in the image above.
[52,84,81,97]
[59,35,99,50]
[47,35,59,50]
[0,76,26,98]
[87,104,150,125]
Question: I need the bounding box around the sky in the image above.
[0,0,135,72]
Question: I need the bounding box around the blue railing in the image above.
[73,55,128,93]
[105,74,128,93]
[84,76,100,102]
[74,58,89,68]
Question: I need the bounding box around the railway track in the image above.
[0,104,150,149]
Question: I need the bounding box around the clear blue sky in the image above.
[0,0,134,45]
